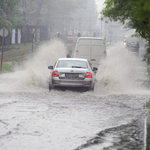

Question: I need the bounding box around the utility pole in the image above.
[1,29,5,72]
[101,15,103,38]
[0,28,8,72]
[90,11,91,34]
[105,17,106,41]
[109,21,111,44]
[23,0,27,43]
[79,10,81,32]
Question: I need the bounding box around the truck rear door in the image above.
[91,39,106,68]
[76,39,91,61]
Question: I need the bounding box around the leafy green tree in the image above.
[101,0,150,63]
[0,0,23,33]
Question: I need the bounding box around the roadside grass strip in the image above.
[146,99,150,109]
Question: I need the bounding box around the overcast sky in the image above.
[95,0,105,12]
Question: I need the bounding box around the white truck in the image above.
[72,37,106,69]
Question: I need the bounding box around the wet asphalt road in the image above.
[0,89,149,150]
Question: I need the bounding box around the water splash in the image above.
[94,42,149,95]
[12,40,67,92]
[1,41,149,95]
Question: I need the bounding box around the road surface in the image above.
[0,40,150,150]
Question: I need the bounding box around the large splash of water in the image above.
[12,40,67,92]
[1,41,149,95]
[94,42,149,95]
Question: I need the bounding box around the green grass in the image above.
[0,43,36,73]
[146,99,150,109]
[0,41,50,73]
[0,63,14,73]
[0,60,25,74]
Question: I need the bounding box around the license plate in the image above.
[65,73,78,78]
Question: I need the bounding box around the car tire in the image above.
[90,86,94,91]
[49,83,54,91]
[83,87,90,92]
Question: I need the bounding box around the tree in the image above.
[17,0,97,40]
[0,0,22,33]
[17,0,94,27]
[101,0,150,63]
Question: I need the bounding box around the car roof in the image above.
[58,58,88,62]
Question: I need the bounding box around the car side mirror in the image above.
[93,67,98,72]
[48,66,53,69]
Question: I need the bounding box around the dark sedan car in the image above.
[48,58,97,91]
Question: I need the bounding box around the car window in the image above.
[56,60,87,68]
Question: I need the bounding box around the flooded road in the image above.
[0,40,150,150]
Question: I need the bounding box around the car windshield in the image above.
[56,60,88,68]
